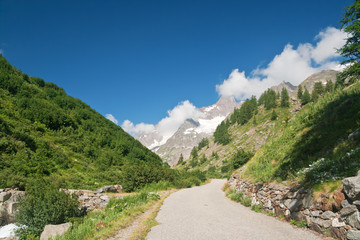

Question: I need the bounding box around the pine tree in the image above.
[325,80,334,92]
[301,87,311,105]
[177,154,184,165]
[271,110,278,120]
[297,85,303,99]
[313,82,324,96]
[280,87,290,107]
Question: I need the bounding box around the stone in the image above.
[6,202,18,215]
[311,211,321,217]
[329,227,347,240]
[343,175,360,201]
[349,129,360,141]
[340,205,358,217]
[290,212,305,222]
[40,223,72,240]
[303,191,313,209]
[0,193,11,202]
[312,217,331,228]
[353,201,360,210]
[332,218,346,228]
[342,200,351,208]
[321,210,336,220]
[284,198,303,212]
[309,223,323,234]
[346,211,360,229]
[303,209,310,215]
[347,230,360,240]
[264,199,272,209]
[279,203,286,209]
[94,185,122,194]
[333,191,345,210]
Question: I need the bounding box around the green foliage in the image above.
[291,219,307,228]
[259,89,277,110]
[325,81,334,93]
[197,138,209,150]
[177,153,184,165]
[16,179,81,237]
[230,96,257,125]
[214,120,231,145]
[190,147,198,158]
[231,149,254,169]
[251,204,263,213]
[313,82,324,96]
[301,87,311,105]
[280,87,290,107]
[0,56,163,189]
[337,0,360,83]
[271,110,278,120]
[297,85,303,99]
[226,189,251,207]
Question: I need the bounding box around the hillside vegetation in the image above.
[0,56,172,190]
[183,75,360,188]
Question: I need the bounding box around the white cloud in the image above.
[105,114,118,124]
[216,27,348,100]
[122,100,202,142]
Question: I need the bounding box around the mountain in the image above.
[298,70,338,93]
[0,56,164,190]
[137,96,241,166]
[183,70,360,188]
[270,81,297,98]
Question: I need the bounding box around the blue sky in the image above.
[0,0,352,131]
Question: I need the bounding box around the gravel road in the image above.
[146,179,322,240]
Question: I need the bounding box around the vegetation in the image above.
[197,138,209,150]
[337,0,360,83]
[280,88,290,108]
[16,179,81,237]
[226,189,251,207]
[301,87,311,105]
[258,89,277,110]
[213,120,231,145]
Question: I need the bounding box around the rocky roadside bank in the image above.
[228,172,360,240]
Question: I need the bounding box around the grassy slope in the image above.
[185,82,360,188]
[0,56,163,190]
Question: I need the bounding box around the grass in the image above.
[251,204,263,213]
[53,192,161,240]
[226,189,251,207]
[291,219,307,228]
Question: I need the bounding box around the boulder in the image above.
[40,223,71,240]
[347,230,360,240]
[343,175,360,201]
[346,211,360,229]
[94,185,122,194]
[284,198,302,212]
[349,129,360,141]
[340,205,358,217]
[321,210,336,220]
[332,218,346,228]
[0,193,11,202]
[329,227,347,240]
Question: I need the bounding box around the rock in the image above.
[291,212,305,222]
[0,224,20,239]
[95,185,122,194]
[340,205,358,217]
[349,129,360,141]
[312,217,331,228]
[0,193,11,202]
[343,175,360,201]
[321,210,336,220]
[347,230,360,240]
[284,198,303,212]
[346,211,360,229]
[264,199,272,209]
[334,191,346,210]
[343,200,351,208]
[311,211,321,217]
[332,218,346,228]
[329,227,347,240]
[303,191,313,209]
[309,223,323,234]
[303,209,310,215]
[6,203,18,215]
[40,223,72,240]
[353,201,360,210]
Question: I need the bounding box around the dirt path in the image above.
[146,179,323,240]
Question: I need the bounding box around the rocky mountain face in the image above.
[137,97,241,166]
[298,70,338,94]
[271,81,297,98]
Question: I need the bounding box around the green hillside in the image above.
[0,56,165,190]
[184,79,360,188]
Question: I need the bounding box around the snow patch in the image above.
[195,116,226,134]
[0,224,22,238]
[203,105,216,112]
[184,128,194,135]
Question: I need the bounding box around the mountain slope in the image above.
[140,97,241,166]
[0,56,163,190]
[183,70,360,187]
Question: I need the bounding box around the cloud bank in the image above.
[216,27,347,100]
[105,114,118,124]
[122,100,202,142]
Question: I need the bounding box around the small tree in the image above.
[313,82,324,96]
[297,85,303,99]
[311,88,319,102]
[325,80,334,92]
[191,147,198,158]
[271,110,278,120]
[301,87,311,105]
[280,87,290,107]
[177,154,184,165]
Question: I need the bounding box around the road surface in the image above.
[146,179,322,240]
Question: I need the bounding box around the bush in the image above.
[16,179,81,237]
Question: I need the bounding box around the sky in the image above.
[0,0,353,137]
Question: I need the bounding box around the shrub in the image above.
[16,179,81,237]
